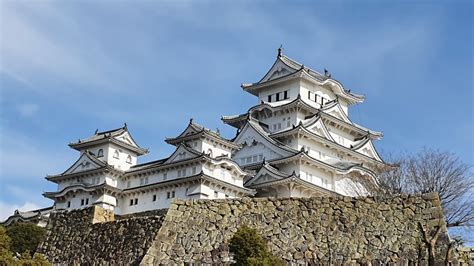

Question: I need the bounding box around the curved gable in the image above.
[260,58,298,83]
[63,152,105,175]
[164,144,202,164]
[114,131,139,148]
[352,139,383,162]
[233,121,296,163]
[245,164,290,186]
[303,116,335,142]
[322,102,351,123]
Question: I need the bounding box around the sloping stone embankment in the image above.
[38,207,166,265]
[142,193,449,264]
[38,193,450,264]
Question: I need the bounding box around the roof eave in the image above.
[69,139,148,155]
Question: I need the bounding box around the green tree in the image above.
[16,251,50,266]
[0,226,14,265]
[229,225,283,266]
[6,223,47,256]
[0,225,50,265]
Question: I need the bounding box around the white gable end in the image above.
[114,131,139,148]
[64,154,103,175]
[323,104,351,123]
[233,123,294,165]
[165,145,201,164]
[261,60,296,83]
[306,119,333,140]
[246,166,287,186]
[353,140,382,162]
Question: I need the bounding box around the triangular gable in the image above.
[63,152,105,175]
[113,131,140,148]
[174,122,203,139]
[303,116,335,142]
[259,58,298,83]
[352,139,383,162]
[322,103,351,123]
[233,120,295,161]
[245,164,288,186]
[164,144,202,164]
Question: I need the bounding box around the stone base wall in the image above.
[143,193,450,264]
[37,193,453,264]
[37,206,166,265]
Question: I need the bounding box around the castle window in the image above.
[284,90,289,99]
[97,149,104,158]
[113,150,119,159]
[126,155,132,164]
[130,199,134,206]
[167,191,175,199]
[307,173,313,183]
[252,155,257,162]
[134,198,138,205]
[322,178,329,188]
[308,91,311,100]
[81,199,85,206]
[67,201,71,208]
[153,195,157,201]
[85,198,89,205]
[276,93,280,101]
[214,191,218,198]
[338,136,345,146]
[207,149,213,157]
[267,95,272,102]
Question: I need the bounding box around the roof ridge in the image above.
[95,124,127,136]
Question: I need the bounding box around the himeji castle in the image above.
[3,49,387,220]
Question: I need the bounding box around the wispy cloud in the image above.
[0,126,73,180]
[0,1,131,95]
[16,103,39,117]
[0,201,41,221]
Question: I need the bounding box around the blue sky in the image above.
[0,0,472,242]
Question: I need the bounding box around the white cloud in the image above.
[0,1,125,94]
[16,103,39,117]
[0,126,74,180]
[0,201,42,221]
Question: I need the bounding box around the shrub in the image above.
[229,225,283,266]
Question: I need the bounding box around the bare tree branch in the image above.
[349,149,474,229]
